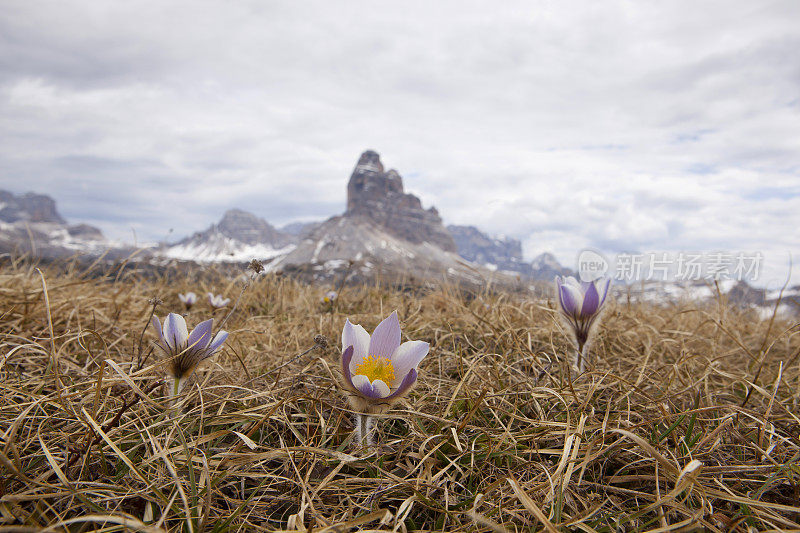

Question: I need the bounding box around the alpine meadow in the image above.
[2,1,800,531]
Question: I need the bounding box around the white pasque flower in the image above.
[151,312,228,395]
[178,292,197,309]
[341,311,428,403]
[207,293,230,309]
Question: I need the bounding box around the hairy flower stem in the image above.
[168,378,183,411]
[354,413,376,446]
[576,342,588,373]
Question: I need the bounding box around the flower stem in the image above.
[354,413,377,447]
[365,415,376,446]
[576,342,588,373]
[354,413,364,445]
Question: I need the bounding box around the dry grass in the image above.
[1,256,799,532]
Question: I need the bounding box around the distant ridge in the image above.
[0,189,112,259]
[158,150,574,283]
[163,209,296,263]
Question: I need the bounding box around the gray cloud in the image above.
[0,0,798,285]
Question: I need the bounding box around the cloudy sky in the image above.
[1,1,798,286]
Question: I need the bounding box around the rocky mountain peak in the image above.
[163,208,296,263]
[353,150,384,174]
[179,208,293,249]
[215,208,285,245]
[531,252,572,280]
[448,225,523,267]
[345,150,456,252]
[0,190,66,224]
[531,252,561,270]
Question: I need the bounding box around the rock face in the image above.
[448,225,524,270]
[67,223,105,240]
[530,252,572,280]
[0,190,67,224]
[726,280,767,307]
[270,214,489,286]
[346,150,456,252]
[280,221,321,238]
[447,224,572,280]
[163,209,296,262]
[0,189,111,259]
[214,209,293,248]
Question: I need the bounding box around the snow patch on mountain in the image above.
[163,232,295,263]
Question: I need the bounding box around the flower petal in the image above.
[151,315,164,343]
[581,282,600,316]
[151,315,169,353]
[341,345,355,387]
[186,319,214,350]
[163,313,188,350]
[371,379,391,398]
[560,284,583,316]
[207,330,228,353]
[555,277,566,309]
[390,340,429,388]
[342,319,370,370]
[598,278,611,306]
[368,311,401,358]
[351,373,379,397]
[385,368,418,400]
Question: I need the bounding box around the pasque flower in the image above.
[555,276,611,371]
[178,292,197,310]
[340,311,429,445]
[207,293,230,309]
[151,313,228,396]
[322,290,338,304]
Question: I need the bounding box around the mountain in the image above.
[0,190,66,225]
[530,252,573,280]
[448,224,572,280]
[0,189,111,259]
[280,221,321,237]
[162,209,296,262]
[448,225,524,270]
[447,225,531,277]
[269,150,493,285]
[346,150,457,252]
[160,150,570,285]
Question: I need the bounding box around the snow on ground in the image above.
[756,303,794,321]
[163,237,295,263]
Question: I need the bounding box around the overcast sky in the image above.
[1,1,798,287]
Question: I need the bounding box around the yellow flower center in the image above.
[354,355,395,384]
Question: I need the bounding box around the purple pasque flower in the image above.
[555,276,611,367]
[207,293,230,309]
[151,312,228,395]
[322,291,338,304]
[340,311,428,409]
[178,292,197,310]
